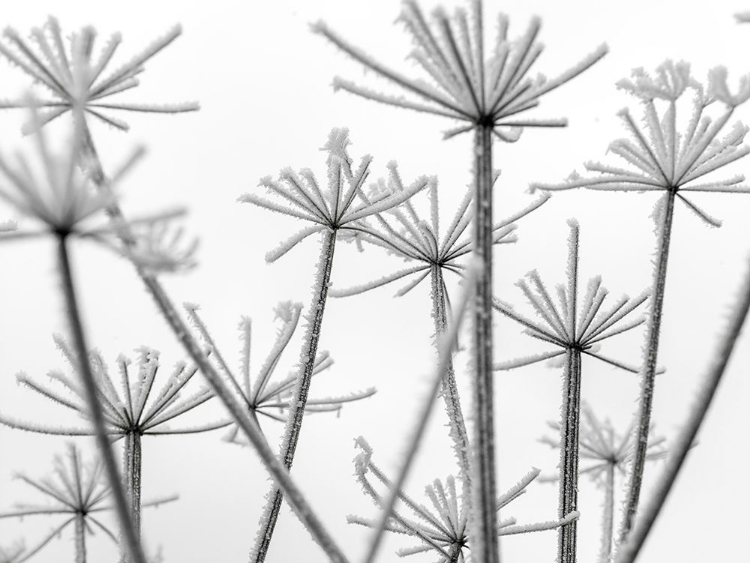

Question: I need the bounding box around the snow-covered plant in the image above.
[530,60,750,541]
[349,437,575,563]
[183,301,374,441]
[0,335,229,538]
[240,128,428,562]
[0,444,176,563]
[493,219,648,563]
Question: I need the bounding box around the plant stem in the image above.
[598,464,615,563]
[620,190,676,540]
[124,431,142,538]
[559,348,582,563]
[253,229,336,563]
[56,234,146,563]
[75,513,86,563]
[615,253,750,563]
[430,266,472,485]
[80,129,349,563]
[471,123,499,563]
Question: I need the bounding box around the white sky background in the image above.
[0,0,749,562]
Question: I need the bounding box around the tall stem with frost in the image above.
[621,190,676,538]
[599,464,616,563]
[56,234,146,563]
[124,431,143,539]
[431,265,472,485]
[253,229,337,563]
[471,122,499,563]
[559,349,582,563]
[74,514,86,563]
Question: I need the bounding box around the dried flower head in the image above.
[240,128,429,263]
[540,403,667,484]
[0,17,198,132]
[313,0,607,141]
[0,444,176,561]
[333,166,549,298]
[348,437,575,562]
[531,61,750,228]
[183,301,374,444]
[0,335,227,438]
[494,220,649,373]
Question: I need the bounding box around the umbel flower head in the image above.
[313,0,607,141]
[493,220,649,373]
[183,301,375,443]
[0,103,114,235]
[0,444,176,561]
[332,166,550,299]
[531,61,750,227]
[240,128,430,262]
[0,16,198,132]
[348,437,575,562]
[0,335,228,438]
[539,402,667,484]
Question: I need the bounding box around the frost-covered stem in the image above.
[615,254,750,563]
[74,513,86,563]
[430,266,472,485]
[598,464,615,563]
[471,122,498,563]
[56,234,146,563]
[559,348,582,563]
[80,127,348,563]
[124,431,142,539]
[253,229,337,563]
[620,190,676,540]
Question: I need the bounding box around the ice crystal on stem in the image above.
[349,437,575,563]
[0,17,198,132]
[0,444,176,563]
[183,301,374,444]
[529,61,750,542]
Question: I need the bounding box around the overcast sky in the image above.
[1,1,749,562]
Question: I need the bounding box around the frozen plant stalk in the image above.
[494,220,648,563]
[241,129,428,562]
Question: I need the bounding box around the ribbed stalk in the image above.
[559,348,582,563]
[124,431,143,538]
[620,190,676,539]
[74,513,86,563]
[471,122,498,563]
[598,464,615,563]
[253,229,337,563]
[430,266,471,484]
[57,234,146,563]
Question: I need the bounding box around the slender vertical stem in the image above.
[598,463,616,563]
[56,234,146,563]
[559,348,582,563]
[74,514,86,563]
[430,266,472,484]
[471,122,498,563]
[615,253,750,563]
[80,128,349,563]
[620,191,676,539]
[124,431,142,539]
[253,230,337,563]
